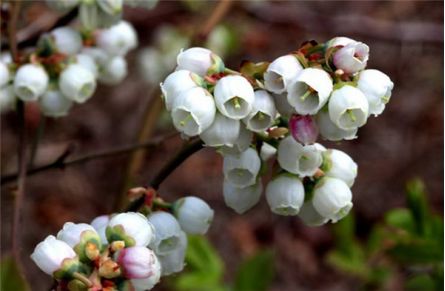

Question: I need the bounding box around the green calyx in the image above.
[53,257,80,280]
[73,230,102,262]
[105,225,136,247]
[36,34,57,57]
[320,150,332,172]
[207,53,225,75]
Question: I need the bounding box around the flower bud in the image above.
[243,90,277,132]
[158,231,187,276]
[327,36,356,48]
[219,124,253,155]
[147,211,182,255]
[0,61,10,87]
[289,114,319,145]
[14,64,49,101]
[171,87,216,136]
[50,27,82,55]
[200,112,240,147]
[117,246,160,281]
[312,177,353,223]
[31,235,78,276]
[176,47,224,76]
[0,85,16,113]
[287,68,333,115]
[97,0,123,15]
[328,85,369,130]
[223,147,261,187]
[260,142,277,161]
[316,109,357,141]
[96,21,138,56]
[57,222,101,261]
[223,180,262,214]
[39,89,73,117]
[272,92,296,118]
[321,149,357,187]
[174,196,214,234]
[333,42,369,74]
[76,53,99,78]
[264,55,303,94]
[98,56,127,85]
[277,135,322,177]
[356,69,394,116]
[214,75,255,120]
[90,215,110,245]
[298,201,328,226]
[265,174,305,216]
[106,212,154,247]
[59,64,97,103]
[161,70,203,111]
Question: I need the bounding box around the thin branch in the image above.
[125,138,204,212]
[28,115,46,168]
[1,132,178,185]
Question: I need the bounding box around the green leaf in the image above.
[405,178,431,236]
[388,239,443,264]
[331,211,356,255]
[174,272,227,291]
[406,274,436,291]
[184,235,224,278]
[0,256,30,291]
[384,208,416,234]
[326,243,369,279]
[239,61,269,80]
[233,250,275,291]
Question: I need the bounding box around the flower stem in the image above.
[72,272,93,288]
[28,114,46,168]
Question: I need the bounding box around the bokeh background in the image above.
[1,1,443,290]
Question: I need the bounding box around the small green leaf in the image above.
[405,178,430,236]
[406,274,436,291]
[239,61,269,80]
[388,239,443,264]
[234,250,275,291]
[0,256,30,291]
[185,235,224,278]
[326,243,369,279]
[174,272,227,291]
[384,208,415,234]
[331,211,355,255]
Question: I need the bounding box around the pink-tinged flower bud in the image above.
[333,42,369,74]
[289,114,319,145]
[117,246,161,280]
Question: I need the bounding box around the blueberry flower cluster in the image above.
[160,37,393,226]
[31,195,214,290]
[1,20,137,117]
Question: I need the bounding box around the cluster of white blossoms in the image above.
[160,36,393,226]
[31,196,214,290]
[0,20,138,117]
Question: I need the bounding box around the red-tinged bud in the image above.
[289,114,319,145]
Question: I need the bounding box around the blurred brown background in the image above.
[1,1,443,290]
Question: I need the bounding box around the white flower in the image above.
[333,42,369,74]
[264,55,303,94]
[79,1,98,30]
[327,36,356,48]
[174,196,214,234]
[220,124,253,155]
[265,175,305,216]
[243,90,277,132]
[107,212,154,247]
[298,201,328,227]
[96,21,138,56]
[76,53,99,77]
[14,64,49,101]
[316,109,357,141]
[272,93,295,118]
[214,75,255,120]
[158,231,187,276]
[200,112,240,147]
[312,177,353,223]
[176,47,223,76]
[0,85,16,113]
[97,0,123,15]
[0,61,10,87]
[277,135,322,177]
[322,149,357,187]
[357,69,394,116]
[31,235,77,275]
[39,89,73,117]
[223,180,262,214]
[260,142,277,161]
[98,56,128,85]
[161,70,203,111]
[287,68,333,115]
[116,246,160,280]
[51,27,82,55]
[147,211,182,255]
[56,222,98,248]
[59,64,96,103]
[171,87,216,136]
[223,147,261,188]
[81,47,108,68]
[328,85,369,130]
[90,215,110,245]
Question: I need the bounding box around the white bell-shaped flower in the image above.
[56,222,99,248]
[316,109,357,141]
[158,230,187,276]
[90,215,110,245]
[174,196,214,234]
[30,235,77,276]
[260,142,277,161]
[161,70,203,111]
[97,0,123,15]
[76,53,99,77]
[200,112,240,147]
[327,36,356,48]
[147,211,182,255]
[265,174,305,216]
[0,85,16,113]
[81,47,108,68]
[220,124,253,155]
[264,55,303,94]
[51,27,82,55]
[312,177,353,223]
[107,212,154,247]
[272,92,295,118]
[14,64,49,101]
[357,69,394,116]
[277,135,322,177]
[223,147,261,188]
[322,149,358,187]
[243,90,277,132]
[328,85,369,130]
[171,87,216,136]
[298,201,329,227]
[214,75,255,120]
[96,21,138,56]
[79,1,98,31]
[116,246,160,280]
[59,64,96,103]
[333,42,369,74]
[287,68,333,115]
[223,180,262,214]
[39,89,73,117]
[138,48,165,85]
[0,61,10,87]
[98,56,127,85]
[176,47,223,76]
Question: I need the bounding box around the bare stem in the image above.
[194,0,234,45]
[28,115,46,168]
